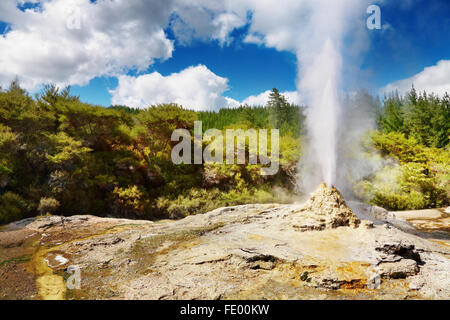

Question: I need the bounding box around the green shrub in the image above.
[112,185,149,218]
[38,197,60,215]
[0,192,28,225]
[372,190,427,211]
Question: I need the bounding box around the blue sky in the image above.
[71,36,298,106]
[1,0,449,108]
[363,0,450,89]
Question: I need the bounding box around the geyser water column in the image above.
[296,0,365,192]
[303,39,342,187]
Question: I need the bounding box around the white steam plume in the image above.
[301,39,342,187]
[297,0,370,192]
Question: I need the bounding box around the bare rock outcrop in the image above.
[1,185,449,300]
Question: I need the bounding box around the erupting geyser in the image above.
[304,41,341,187]
[296,0,366,192]
[299,38,342,190]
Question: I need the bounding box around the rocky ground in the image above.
[0,184,449,300]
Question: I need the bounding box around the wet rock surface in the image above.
[392,209,450,233]
[0,185,449,300]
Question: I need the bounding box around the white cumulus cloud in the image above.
[0,0,175,90]
[110,65,240,111]
[110,65,303,110]
[381,60,450,96]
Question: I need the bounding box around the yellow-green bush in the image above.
[112,185,149,218]
[356,131,449,210]
[38,197,60,215]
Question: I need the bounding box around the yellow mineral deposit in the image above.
[29,245,66,300]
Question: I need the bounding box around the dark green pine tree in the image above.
[381,90,405,133]
[242,105,255,124]
[404,89,434,146]
[435,92,450,148]
[267,88,289,129]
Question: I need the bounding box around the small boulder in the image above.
[378,259,419,279]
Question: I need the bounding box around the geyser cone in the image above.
[298,183,361,229]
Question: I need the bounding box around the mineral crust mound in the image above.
[293,183,361,231]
